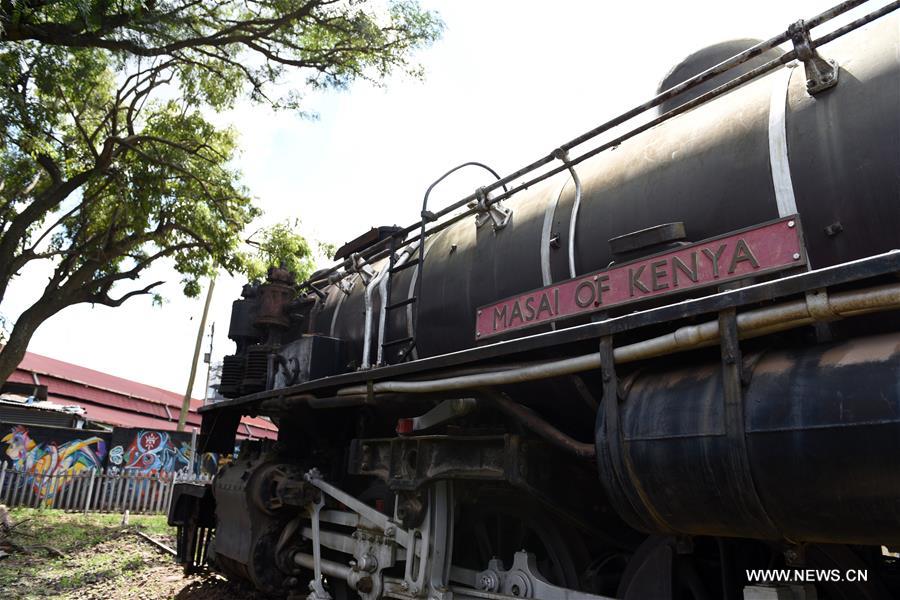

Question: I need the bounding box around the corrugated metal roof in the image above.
[8,351,277,439]
[17,352,202,411]
[0,402,80,428]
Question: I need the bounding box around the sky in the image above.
[3,0,883,397]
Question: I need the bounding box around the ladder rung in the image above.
[389,260,418,274]
[385,297,417,311]
[397,340,417,361]
[382,336,414,348]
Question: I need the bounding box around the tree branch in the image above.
[84,280,165,307]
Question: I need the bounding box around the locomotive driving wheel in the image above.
[452,492,591,592]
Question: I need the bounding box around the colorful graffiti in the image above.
[1,425,107,503]
[109,429,193,475]
[108,429,193,476]
[2,423,234,482]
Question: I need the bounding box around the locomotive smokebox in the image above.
[596,332,900,545]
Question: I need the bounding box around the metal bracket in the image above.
[789,19,838,95]
[471,187,512,231]
[350,253,377,285]
[429,481,455,599]
[307,494,333,600]
[300,470,456,599]
[304,469,400,538]
[303,469,405,600]
[804,288,838,321]
[473,551,614,599]
[337,277,354,295]
[396,398,478,435]
[599,336,667,533]
[347,531,394,600]
[718,309,780,538]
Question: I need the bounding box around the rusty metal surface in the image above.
[255,268,295,330]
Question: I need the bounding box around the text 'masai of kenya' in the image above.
[476,216,806,338]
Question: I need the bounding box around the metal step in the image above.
[385,297,417,311]
[382,336,414,348]
[389,260,418,274]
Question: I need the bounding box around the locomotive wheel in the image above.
[617,536,712,600]
[453,494,590,590]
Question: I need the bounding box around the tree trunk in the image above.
[0,306,50,385]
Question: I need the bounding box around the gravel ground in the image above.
[1,508,266,600]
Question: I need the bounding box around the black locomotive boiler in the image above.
[170,2,900,599]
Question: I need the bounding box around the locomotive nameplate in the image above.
[476,216,806,338]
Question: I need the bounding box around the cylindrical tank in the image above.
[596,331,900,545]
[309,14,899,367]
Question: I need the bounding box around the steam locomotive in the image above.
[169,2,900,599]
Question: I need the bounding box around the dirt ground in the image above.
[0,508,266,600]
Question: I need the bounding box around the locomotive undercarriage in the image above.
[171,252,900,599]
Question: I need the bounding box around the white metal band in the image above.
[328,276,353,337]
[541,178,569,286]
[768,64,799,218]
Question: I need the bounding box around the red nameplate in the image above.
[476,217,806,338]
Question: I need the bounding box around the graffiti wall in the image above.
[108,428,197,476]
[1,423,109,473]
[1,424,229,476]
[106,428,236,477]
[0,423,110,504]
[0,423,235,505]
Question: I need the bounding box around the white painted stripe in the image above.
[566,164,583,279]
[541,178,569,286]
[328,276,353,337]
[768,64,799,218]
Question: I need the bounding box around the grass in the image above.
[6,507,172,548]
[0,507,262,599]
[0,508,177,599]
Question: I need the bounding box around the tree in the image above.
[243,220,335,283]
[0,1,442,383]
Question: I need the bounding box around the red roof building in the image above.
[6,350,276,439]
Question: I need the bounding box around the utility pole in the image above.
[203,321,215,404]
[178,277,216,432]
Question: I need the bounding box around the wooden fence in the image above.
[0,463,211,515]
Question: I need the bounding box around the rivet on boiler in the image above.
[788,220,795,228]
[793,253,801,260]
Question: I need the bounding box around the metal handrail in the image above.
[405,162,508,360]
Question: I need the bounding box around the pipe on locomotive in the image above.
[296,0,891,292]
[362,265,386,369]
[551,148,583,279]
[480,389,596,458]
[336,282,900,397]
